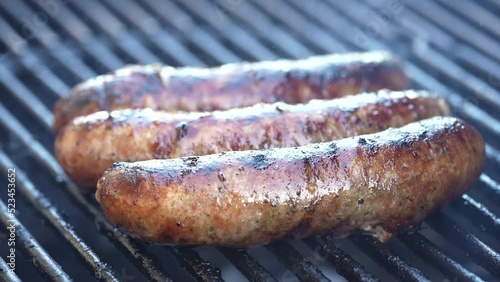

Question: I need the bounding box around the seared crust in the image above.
[96,117,485,247]
[53,51,409,131]
[56,90,449,190]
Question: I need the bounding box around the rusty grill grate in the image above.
[0,0,499,281]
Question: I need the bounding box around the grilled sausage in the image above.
[53,51,409,131]
[56,90,449,190]
[96,117,485,247]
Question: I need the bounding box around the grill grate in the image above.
[0,0,499,281]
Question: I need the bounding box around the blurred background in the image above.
[0,0,499,281]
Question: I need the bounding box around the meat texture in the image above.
[53,51,409,131]
[96,117,485,247]
[56,90,449,189]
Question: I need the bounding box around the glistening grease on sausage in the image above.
[96,117,485,247]
[53,51,409,131]
[56,90,449,190]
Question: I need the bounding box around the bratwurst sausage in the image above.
[53,51,409,131]
[56,90,449,189]
[96,117,485,247]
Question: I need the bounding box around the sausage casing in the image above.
[96,116,485,247]
[56,90,449,189]
[53,51,409,131]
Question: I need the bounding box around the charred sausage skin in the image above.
[53,51,409,131]
[96,117,485,247]
[56,90,449,189]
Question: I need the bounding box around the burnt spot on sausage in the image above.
[182,156,199,167]
[251,154,273,170]
[175,122,189,139]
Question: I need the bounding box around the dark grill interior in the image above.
[0,0,499,281]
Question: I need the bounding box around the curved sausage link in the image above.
[53,51,409,131]
[96,116,485,247]
[56,90,449,189]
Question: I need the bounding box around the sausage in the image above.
[96,116,485,247]
[56,90,449,190]
[53,51,409,131]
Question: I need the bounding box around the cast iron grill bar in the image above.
[0,64,52,130]
[213,0,314,58]
[266,242,331,282]
[358,0,500,114]
[218,248,277,282]
[303,237,379,282]
[0,145,119,281]
[398,232,482,282]
[481,174,500,195]
[69,0,162,65]
[451,194,500,236]
[0,105,174,281]
[405,0,500,63]
[0,1,96,80]
[165,0,278,61]
[412,45,500,115]
[137,0,242,64]
[426,213,500,278]
[0,17,70,95]
[168,247,223,282]
[0,257,21,282]
[241,0,347,54]
[27,0,124,71]
[0,198,71,282]
[104,0,239,64]
[351,235,430,282]
[437,0,500,39]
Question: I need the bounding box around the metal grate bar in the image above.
[0,104,173,281]
[0,64,53,130]
[427,213,500,278]
[0,257,21,282]
[216,0,313,58]
[28,0,124,71]
[412,45,500,112]
[168,247,223,282]
[454,45,500,89]
[28,0,92,44]
[398,232,482,282]
[0,198,71,281]
[0,146,118,281]
[113,0,239,64]
[405,0,500,63]
[266,242,330,282]
[0,3,95,81]
[351,235,430,282]
[303,237,379,282]
[142,0,241,64]
[0,0,59,50]
[69,0,161,65]
[437,0,500,39]
[451,194,500,236]
[250,0,347,54]
[218,248,277,282]
[0,17,69,96]
[481,174,500,195]
[172,0,277,61]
